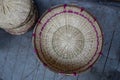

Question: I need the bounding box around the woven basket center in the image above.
[52,25,84,59]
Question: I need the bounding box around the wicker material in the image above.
[0,0,32,29]
[5,6,38,35]
[0,0,38,35]
[33,4,103,74]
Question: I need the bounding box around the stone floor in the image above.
[0,1,120,80]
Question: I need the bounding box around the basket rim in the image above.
[32,4,104,74]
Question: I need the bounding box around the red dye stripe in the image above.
[80,7,84,12]
[73,72,77,76]
[38,19,41,24]
[64,4,67,9]
[48,9,52,12]
[99,52,103,55]
[63,10,67,13]
[68,10,73,13]
[32,33,36,37]
[74,12,79,15]
[39,31,42,36]
[93,17,97,22]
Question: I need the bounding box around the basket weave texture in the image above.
[33,4,103,74]
[0,0,38,35]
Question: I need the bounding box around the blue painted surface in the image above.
[0,1,120,80]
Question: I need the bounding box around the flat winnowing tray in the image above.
[33,4,103,74]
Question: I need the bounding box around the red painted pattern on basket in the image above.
[64,4,67,9]
[94,17,97,22]
[48,9,52,12]
[74,12,79,15]
[32,33,36,37]
[73,72,77,76]
[68,10,73,13]
[99,52,103,55]
[38,7,101,72]
[80,7,84,12]
[38,19,41,24]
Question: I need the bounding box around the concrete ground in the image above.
[0,1,120,80]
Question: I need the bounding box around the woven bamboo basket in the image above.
[5,5,38,35]
[0,0,38,35]
[33,4,103,74]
